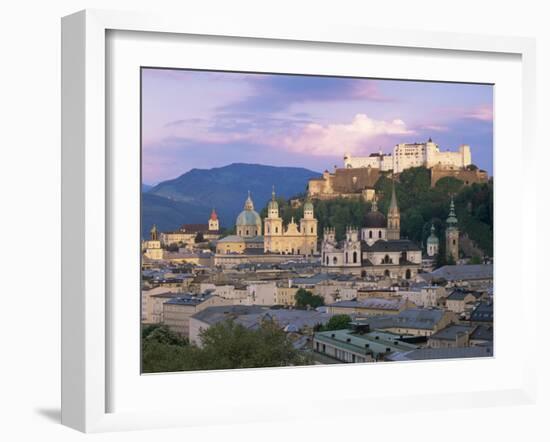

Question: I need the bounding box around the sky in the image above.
[141,68,493,185]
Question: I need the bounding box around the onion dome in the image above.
[267,185,278,212]
[303,194,314,212]
[236,191,261,227]
[365,198,387,228]
[427,224,438,245]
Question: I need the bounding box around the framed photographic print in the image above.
[61,9,537,433]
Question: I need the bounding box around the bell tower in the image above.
[387,179,401,240]
[445,197,459,262]
[263,185,283,253]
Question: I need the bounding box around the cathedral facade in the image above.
[321,182,422,279]
[263,188,318,256]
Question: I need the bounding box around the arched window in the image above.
[345,253,348,263]
[353,251,357,263]
[384,269,390,277]
[369,231,373,239]
[275,227,279,233]
[405,269,411,279]
[333,256,338,265]
[378,230,382,238]
[246,229,249,235]
[311,227,314,233]
[267,226,270,234]
[326,256,329,265]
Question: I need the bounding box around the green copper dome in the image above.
[236,209,261,226]
[427,224,438,245]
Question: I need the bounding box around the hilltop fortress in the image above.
[309,139,488,200]
[344,138,471,172]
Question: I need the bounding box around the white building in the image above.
[344,139,471,173]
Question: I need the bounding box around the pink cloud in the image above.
[277,113,414,156]
[465,104,493,121]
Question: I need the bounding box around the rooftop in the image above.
[386,345,493,361]
[422,264,493,282]
[314,329,418,356]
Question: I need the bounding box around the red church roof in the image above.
[210,209,218,221]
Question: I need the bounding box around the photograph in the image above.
[140,68,494,373]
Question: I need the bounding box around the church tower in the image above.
[426,223,439,257]
[300,194,318,255]
[208,209,219,231]
[445,197,459,262]
[263,186,283,252]
[387,179,401,240]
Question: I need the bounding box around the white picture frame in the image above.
[61,9,537,433]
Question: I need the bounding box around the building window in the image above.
[311,227,314,233]
[345,253,348,263]
[369,231,373,239]
[353,251,357,263]
[333,256,338,265]
[246,229,249,235]
[275,227,278,233]
[378,230,382,238]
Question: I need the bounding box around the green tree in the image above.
[142,319,311,373]
[195,232,205,243]
[321,314,352,331]
[294,288,324,308]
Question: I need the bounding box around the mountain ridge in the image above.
[142,163,319,238]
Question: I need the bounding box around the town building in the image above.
[162,293,230,337]
[160,209,222,246]
[353,308,457,337]
[307,167,380,201]
[321,183,422,278]
[143,225,164,260]
[189,305,332,346]
[313,328,418,363]
[327,297,415,316]
[263,188,318,256]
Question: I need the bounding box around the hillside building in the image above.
[343,139,472,173]
[321,182,422,278]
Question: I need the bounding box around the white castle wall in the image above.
[344,141,471,173]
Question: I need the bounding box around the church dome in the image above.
[303,199,314,212]
[364,210,386,228]
[427,224,438,245]
[364,199,386,228]
[236,209,261,227]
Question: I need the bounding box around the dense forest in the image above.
[259,166,493,258]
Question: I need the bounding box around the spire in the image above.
[210,208,218,220]
[244,191,254,211]
[271,185,275,201]
[389,178,399,214]
[446,196,458,225]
